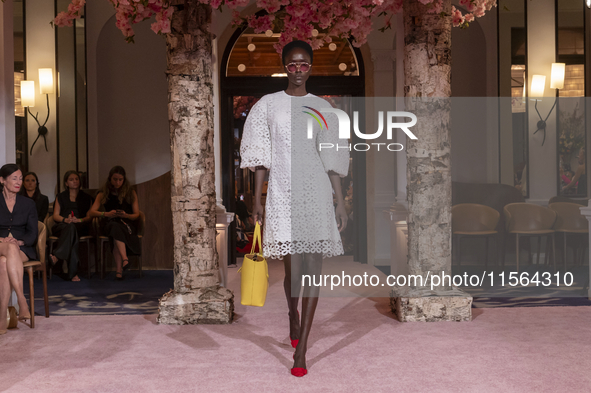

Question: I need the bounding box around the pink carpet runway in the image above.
[1,259,590,392]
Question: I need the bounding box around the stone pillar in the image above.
[579,206,591,299]
[392,0,472,322]
[157,1,233,325]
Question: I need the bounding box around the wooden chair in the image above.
[549,202,589,269]
[45,215,95,279]
[96,211,145,279]
[503,203,557,272]
[22,221,50,328]
[452,203,500,267]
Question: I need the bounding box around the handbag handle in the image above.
[250,222,262,255]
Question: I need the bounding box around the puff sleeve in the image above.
[317,108,350,177]
[240,97,272,172]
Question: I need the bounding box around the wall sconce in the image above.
[587,0,590,9]
[20,68,54,155]
[530,63,565,146]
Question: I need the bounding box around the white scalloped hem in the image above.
[263,240,344,260]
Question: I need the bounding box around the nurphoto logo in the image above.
[303,107,418,151]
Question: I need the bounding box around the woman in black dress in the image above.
[89,166,141,280]
[50,170,94,282]
[0,164,37,333]
[19,172,49,222]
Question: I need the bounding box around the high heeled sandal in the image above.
[122,259,130,271]
[0,330,7,335]
[115,271,124,281]
[291,368,307,377]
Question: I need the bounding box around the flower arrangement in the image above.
[558,104,585,157]
[233,96,260,120]
[51,0,497,49]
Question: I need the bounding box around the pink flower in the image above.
[451,6,465,27]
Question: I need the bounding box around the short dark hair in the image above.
[282,40,313,65]
[0,164,21,191]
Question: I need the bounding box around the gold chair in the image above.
[97,211,145,279]
[549,202,589,269]
[22,221,50,328]
[503,203,557,272]
[45,215,94,279]
[452,203,500,267]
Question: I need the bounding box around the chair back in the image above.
[36,222,47,264]
[548,196,588,206]
[44,215,55,237]
[504,203,557,232]
[549,202,588,232]
[136,211,145,236]
[452,203,499,233]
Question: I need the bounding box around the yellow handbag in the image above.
[239,223,268,307]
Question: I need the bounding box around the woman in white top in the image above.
[240,40,349,377]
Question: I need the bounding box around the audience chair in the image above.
[45,215,94,279]
[22,221,50,328]
[549,202,589,269]
[452,203,500,267]
[503,203,557,272]
[97,211,145,279]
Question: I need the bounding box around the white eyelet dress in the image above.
[240,91,350,260]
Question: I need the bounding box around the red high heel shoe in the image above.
[291,368,307,377]
[290,310,300,348]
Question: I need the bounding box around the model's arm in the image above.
[252,167,267,225]
[328,171,347,232]
[53,197,65,223]
[120,190,140,221]
[89,192,115,218]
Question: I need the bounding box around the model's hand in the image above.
[335,203,348,232]
[252,204,264,225]
[17,240,25,246]
[104,210,117,219]
[3,237,19,244]
[71,217,81,224]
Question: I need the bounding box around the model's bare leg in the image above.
[112,240,124,277]
[113,240,129,272]
[0,256,11,331]
[284,254,303,342]
[0,243,29,319]
[293,252,322,370]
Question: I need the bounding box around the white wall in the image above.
[0,0,15,165]
[527,0,557,205]
[25,0,57,199]
[92,14,169,186]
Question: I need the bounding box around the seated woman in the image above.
[19,172,49,222]
[89,166,141,280]
[50,170,94,282]
[0,164,36,333]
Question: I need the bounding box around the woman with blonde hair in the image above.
[89,166,141,280]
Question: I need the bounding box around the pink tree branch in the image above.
[51,0,496,48]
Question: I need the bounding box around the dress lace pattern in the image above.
[240,91,350,260]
